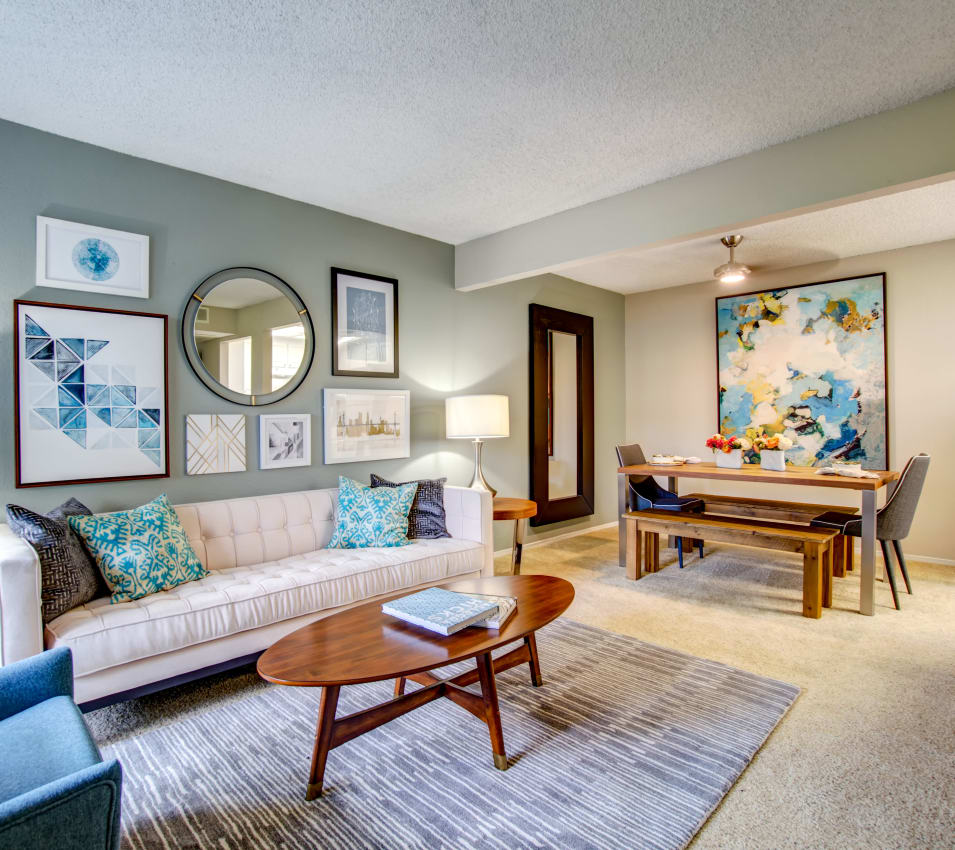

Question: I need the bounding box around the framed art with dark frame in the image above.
[715,273,889,468]
[14,299,170,487]
[331,267,399,378]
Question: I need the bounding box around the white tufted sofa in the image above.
[0,485,493,708]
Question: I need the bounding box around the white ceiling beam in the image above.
[454,88,955,291]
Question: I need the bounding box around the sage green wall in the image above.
[0,119,625,550]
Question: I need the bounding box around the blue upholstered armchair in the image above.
[0,648,121,850]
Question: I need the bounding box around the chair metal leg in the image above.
[697,539,704,559]
[880,540,901,610]
[892,539,913,595]
[676,537,684,569]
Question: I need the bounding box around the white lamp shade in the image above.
[446,394,509,439]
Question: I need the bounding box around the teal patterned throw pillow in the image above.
[69,494,207,603]
[328,476,418,549]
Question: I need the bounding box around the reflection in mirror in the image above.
[183,268,314,406]
[548,330,578,499]
[194,278,306,396]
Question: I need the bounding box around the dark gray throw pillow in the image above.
[6,497,105,623]
[369,475,451,539]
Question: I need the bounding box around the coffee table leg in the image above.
[306,684,340,800]
[394,677,406,697]
[475,651,507,770]
[524,633,543,687]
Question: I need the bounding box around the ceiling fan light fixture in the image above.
[714,235,752,283]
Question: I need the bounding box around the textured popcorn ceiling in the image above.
[1,1,954,244]
[559,179,955,293]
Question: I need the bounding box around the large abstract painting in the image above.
[715,274,888,468]
[14,301,169,487]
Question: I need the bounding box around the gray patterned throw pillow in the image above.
[6,497,105,622]
[369,475,451,539]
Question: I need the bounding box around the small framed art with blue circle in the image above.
[36,216,149,298]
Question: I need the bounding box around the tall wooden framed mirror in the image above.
[529,304,595,525]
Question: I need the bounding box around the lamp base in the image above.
[468,439,497,497]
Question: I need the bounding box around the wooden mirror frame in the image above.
[529,304,595,526]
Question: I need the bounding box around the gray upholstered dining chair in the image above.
[616,443,704,568]
[810,453,930,610]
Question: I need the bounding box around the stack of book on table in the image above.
[382,587,518,635]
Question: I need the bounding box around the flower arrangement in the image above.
[751,433,794,452]
[705,434,751,453]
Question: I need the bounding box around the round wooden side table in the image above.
[492,497,538,575]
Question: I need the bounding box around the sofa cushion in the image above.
[328,476,418,549]
[0,696,101,803]
[370,474,451,539]
[69,494,207,603]
[5,498,104,622]
[47,538,484,678]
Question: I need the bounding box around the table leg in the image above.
[860,490,877,615]
[525,633,543,686]
[667,475,679,548]
[394,677,406,697]
[306,684,340,800]
[475,651,507,770]
[511,518,526,575]
[618,472,629,568]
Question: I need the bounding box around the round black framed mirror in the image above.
[182,267,315,406]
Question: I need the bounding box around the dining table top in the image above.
[617,461,899,491]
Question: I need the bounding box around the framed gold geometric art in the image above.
[185,414,246,475]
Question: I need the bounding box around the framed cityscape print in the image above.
[14,300,169,487]
[259,413,311,470]
[715,273,888,468]
[36,216,150,299]
[331,267,398,377]
[322,388,410,464]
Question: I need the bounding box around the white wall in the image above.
[625,238,955,562]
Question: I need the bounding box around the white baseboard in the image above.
[493,521,617,557]
[847,542,955,567]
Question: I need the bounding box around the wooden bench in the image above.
[684,493,859,577]
[624,510,839,618]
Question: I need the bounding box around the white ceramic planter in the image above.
[760,449,786,471]
[714,449,743,469]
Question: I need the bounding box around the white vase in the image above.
[760,449,786,471]
[714,449,743,469]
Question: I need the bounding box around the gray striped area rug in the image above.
[94,619,799,849]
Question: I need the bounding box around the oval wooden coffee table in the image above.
[258,574,574,799]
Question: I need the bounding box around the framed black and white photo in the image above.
[259,413,311,469]
[14,300,169,487]
[331,267,398,377]
[36,216,149,299]
[322,389,410,464]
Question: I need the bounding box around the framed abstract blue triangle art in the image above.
[14,300,169,487]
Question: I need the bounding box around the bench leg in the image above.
[845,539,853,573]
[832,535,846,578]
[626,520,641,580]
[652,533,660,570]
[802,543,824,618]
[823,543,833,609]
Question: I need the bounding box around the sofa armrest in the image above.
[0,647,74,721]
[0,524,43,666]
[443,486,494,576]
[0,758,122,850]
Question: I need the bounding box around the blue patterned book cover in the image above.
[382,587,498,635]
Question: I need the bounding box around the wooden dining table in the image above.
[617,462,900,615]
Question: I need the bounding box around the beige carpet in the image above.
[496,530,955,849]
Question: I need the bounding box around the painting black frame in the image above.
[714,272,889,468]
[331,267,399,378]
[529,304,595,526]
